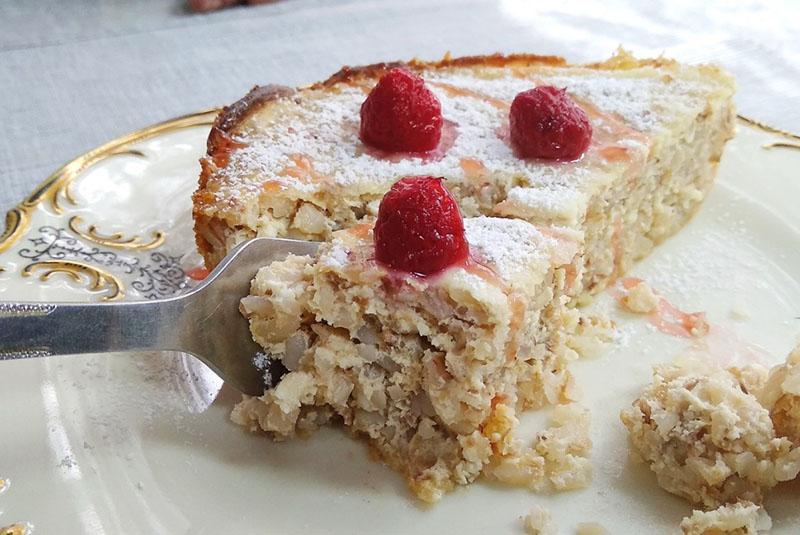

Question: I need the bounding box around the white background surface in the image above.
[1,0,799,213]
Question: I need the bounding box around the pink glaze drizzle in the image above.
[685,325,772,367]
[613,277,772,366]
[378,253,526,355]
[615,277,709,338]
[357,119,459,163]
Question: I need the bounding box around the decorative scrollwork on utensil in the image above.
[0,303,56,318]
[68,215,165,251]
[22,260,124,301]
[0,348,53,360]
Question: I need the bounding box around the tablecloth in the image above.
[1,0,797,213]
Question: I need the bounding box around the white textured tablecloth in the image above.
[1,0,798,213]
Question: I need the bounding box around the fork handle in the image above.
[0,300,185,360]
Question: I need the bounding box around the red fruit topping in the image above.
[360,68,443,152]
[374,176,469,276]
[509,86,592,160]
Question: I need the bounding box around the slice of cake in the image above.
[232,177,587,502]
[193,49,735,296]
[196,49,736,503]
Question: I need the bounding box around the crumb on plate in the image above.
[576,522,610,535]
[0,523,31,535]
[680,501,771,534]
[620,280,659,314]
[522,505,556,535]
[729,304,750,322]
[487,403,592,491]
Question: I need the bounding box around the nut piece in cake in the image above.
[680,501,772,535]
[620,362,800,509]
[757,343,800,446]
[234,207,586,501]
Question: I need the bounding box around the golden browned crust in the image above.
[194,85,293,266]
[313,53,568,88]
[208,84,294,154]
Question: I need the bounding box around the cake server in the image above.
[0,238,319,396]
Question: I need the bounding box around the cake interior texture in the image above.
[191,50,737,501]
[234,217,598,501]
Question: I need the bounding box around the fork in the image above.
[0,238,319,396]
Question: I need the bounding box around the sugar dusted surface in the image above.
[318,216,559,284]
[504,185,588,220]
[464,216,556,279]
[545,73,708,132]
[208,65,715,220]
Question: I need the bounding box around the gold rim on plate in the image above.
[0,111,798,257]
[0,108,220,255]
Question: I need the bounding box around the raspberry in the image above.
[509,86,592,160]
[360,68,443,152]
[374,176,469,276]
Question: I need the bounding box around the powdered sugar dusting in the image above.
[317,216,560,283]
[208,65,717,225]
[504,185,589,222]
[320,240,350,269]
[464,216,556,279]
[253,352,273,386]
[545,74,707,132]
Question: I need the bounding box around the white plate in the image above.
[1,113,799,534]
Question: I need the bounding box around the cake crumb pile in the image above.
[487,403,592,492]
[621,361,800,509]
